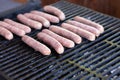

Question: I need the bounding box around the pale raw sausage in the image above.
[61,23,96,41]
[4,19,31,33]
[49,25,82,44]
[37,32,64,54]
[0,26,13,40]
[74,16,104,33]
[17,14,42,29]
[24,13,50,27]
[31,11,60,23]
[22,35,51,55]
[43,5,65,20]
[42,29,75,48]
[0,21,25,37]
[67,20,100,36]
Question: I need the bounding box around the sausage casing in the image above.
[43,5,65,20]
[49,25,82,44]
[17,14,42,29]
[67,20,100,36]
[61,23,96,41]
[0,26,13,40]
[24,13,50,27]
[22,35,51,55]
[74,16,104,33]
[4,19,31,33]
[31,11,60,23]
[37,32,64,54]
[0,21,25,37]
[42,29,75,48]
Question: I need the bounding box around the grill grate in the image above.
[0,1,120,80]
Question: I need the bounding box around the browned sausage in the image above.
[0,26,13,40]
[22,35,51,55]
[31,11,59,23]
[42,29,75,48]
[24,13,50,27]
[43,5,65,20]
[0,21,25,37]
[67,20,100,36]
[74,16,104,33]
[61,23,96,41]
[37,32,64,54]
[49,25,82,44]
[4,19,31,33]
[17,14,42,29]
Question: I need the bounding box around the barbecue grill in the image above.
[0,0,120,80]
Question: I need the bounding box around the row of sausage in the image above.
[22,17,104,55]
[22,16,104,55]
[0,5,104,55]
[0,5,66,40]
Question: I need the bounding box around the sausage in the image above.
[31,11,59,23]
[43,5,65,20]
[17,14,42,29]
[61,23,96,41]
[74,16,104,33]
[22,35,51,55]
[67,20,100,37]
[24,13,50,27]
[4,19,31,33]
[0,26,13,40]
[0,21,25,37]
[37,32,64,54]
[42,29,75,48]
[49,25,82,44]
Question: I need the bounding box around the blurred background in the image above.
[41,0,120,18]
[1,0,120,18]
